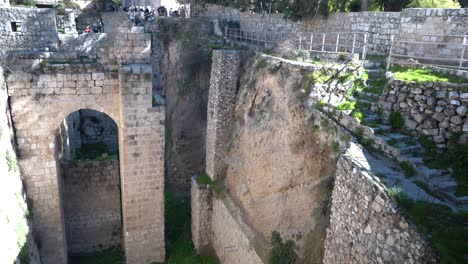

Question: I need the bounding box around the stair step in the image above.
[434,180,458,192]
[383,133,410,143]
[363,61,385,69]
[456,196,468,205]
[398,145,422,155]
[366,69,385,78]
[407,157,424,165]
[373,125,391,133]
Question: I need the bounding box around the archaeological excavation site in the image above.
[0,0,467,263]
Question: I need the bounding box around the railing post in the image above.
[335,33,340,53]
[459,36,467,70]
[224,27,228,44]
[299,36,302,50]
[352,33,356,54]
[310,33,313,51]
[322,33,325,52]
[362,33,368,62]
[386,34,394,72]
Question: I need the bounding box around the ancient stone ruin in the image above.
[0,1,466,264]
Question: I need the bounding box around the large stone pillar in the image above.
[205,50,241,181]
[119,64,165,263]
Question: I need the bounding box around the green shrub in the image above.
[389,111,404,129]
[335,101,355,111]
[268,231,298,264]
[196,173,213,185]
[75,143,112,161]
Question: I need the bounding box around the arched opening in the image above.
[56,109,123,263]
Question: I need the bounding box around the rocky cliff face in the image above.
[157,19,213,193]
[224,56,346,261]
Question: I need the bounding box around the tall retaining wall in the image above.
[205,50,241,180]
[324,144,439,263]
[194,49,265,263]
[62,159,121,254]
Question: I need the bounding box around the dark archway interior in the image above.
[56,109,123,263]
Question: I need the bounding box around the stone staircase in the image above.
[350,58,468,210]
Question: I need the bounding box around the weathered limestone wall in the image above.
[0,7,58,51]
[200,49,266,263]
[8,69,121,263]
[8,56,165,263]
[324,145,439,263]
[205,50,241,180]
[191,176,212,254]
[211,197,264,264]
[378,79,468,146]
[62,159,121,254]
[0,65,41,264]
[119,64,166,263]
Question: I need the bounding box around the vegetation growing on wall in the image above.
[164,191,218,264]
[268,231,298,264]
[387,187,468,263]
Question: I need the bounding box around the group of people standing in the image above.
[123,5,187,26]
[83,19,104,34]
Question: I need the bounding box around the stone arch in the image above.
[57,108,122,259]
[7,64,165,264]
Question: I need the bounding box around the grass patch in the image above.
[74,143,116,161]
[196,173,213,185]
[350,109,365,123]
[165,191,218,264]
[335,100,355,111]
[413,180,445,201]
[419,134,468,196]
[399,161,415,178]
[390,66,465,83]
[387,187,468,264]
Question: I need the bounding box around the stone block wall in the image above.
[211,197,264,264]
[0,7,58,51]
[203,6,467,55]
[324,148,439,263]
[191,176,213,254]
[0,65,41,264]
[62,159,121,254]
[119,64,166,263]
[378,79,468,146]
[205,50,241,180]
[7,54,165,263]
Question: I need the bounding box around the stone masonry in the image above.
[378,79,468,146]
[191,176,213,255]
[323,145,439,264]
[205,50,241,180]
[0,7,58,51]
[7,41,165,264]
[203,6,467,55]
[62,159,121,254]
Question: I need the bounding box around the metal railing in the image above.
[224,28,368,60]
[224,27,286,47]
[297,32,368,60]
[387,34,468,72]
